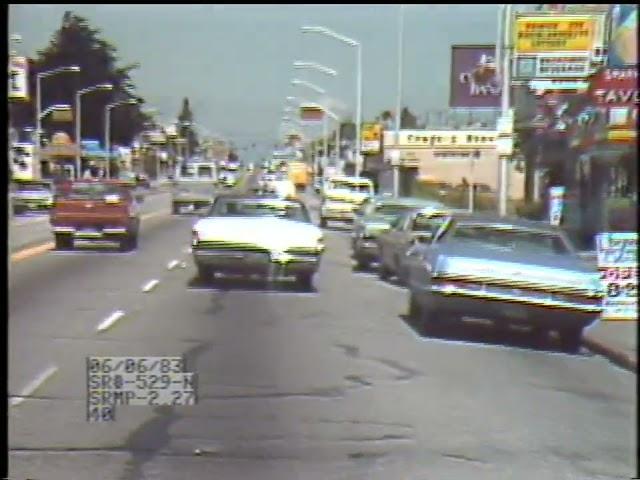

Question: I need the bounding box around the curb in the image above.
[582,334,637,373]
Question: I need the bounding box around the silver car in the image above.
[405,213,604,353]
[377,206,457,284]
[351,196,446,271]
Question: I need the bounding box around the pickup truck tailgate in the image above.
[51,200,131,228]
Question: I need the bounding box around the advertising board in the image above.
[449,45,501,109]
[8,56,29,101]
[514,15,597,54]
[299,103,324,124]
[596,232,638,320]
[383,130,498,149]
[360,123,382,154]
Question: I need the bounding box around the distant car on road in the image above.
[50,179,141,251]
[405,213,604,352]
[192,194,324,290]
[320,176,375,228]
[12,180,54,215]
[171,181,215,214]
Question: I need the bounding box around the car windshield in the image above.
[16,183,50,192]
[449,223,572,255]
[329,181,371,193]
[375,203,417,216]
[58,183,124,200]
[210,199,310,222]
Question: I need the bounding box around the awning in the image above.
[40,144,81,158]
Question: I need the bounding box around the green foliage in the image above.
[9,10,148,148]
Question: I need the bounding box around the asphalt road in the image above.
[8,177,636,480]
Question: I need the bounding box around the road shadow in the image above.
[186,274,318,294]
[399,313,590,357]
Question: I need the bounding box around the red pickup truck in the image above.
[50,180,141,251]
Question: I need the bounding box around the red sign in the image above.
[589,68,639,105]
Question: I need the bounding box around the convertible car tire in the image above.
[408,291,423,322]
[378,261,391,281]
[558,327,583,354]
[296,273,314,292]
[353,258,370,271]
[196,264,214,284]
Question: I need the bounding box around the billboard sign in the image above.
[383,130,498,149]
[514,15,597,54]
[299,103,324,124]
[596,232,638,320]
[360,123,382,154]
[608,4,638,67]
[8,56,29,101]
[450,45,501,109]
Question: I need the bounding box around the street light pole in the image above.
[393,5,405,197]
[355,42,363,178]
[35,66,80,179]
[75,83,112,179]
[498,3,512,217]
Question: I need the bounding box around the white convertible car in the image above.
[192,194,324,290]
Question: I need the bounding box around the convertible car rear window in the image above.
[211,200,311,222]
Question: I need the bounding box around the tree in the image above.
[9,11,150,148]
[177,97,199,156]
[400,107,418,129]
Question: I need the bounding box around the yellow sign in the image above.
[514,15,596,54]
[361,123,382,154]
[51,108,73,123]
[607,129,636,142]
[385,130,498,149]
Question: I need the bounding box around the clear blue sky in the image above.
[9,4,503,151]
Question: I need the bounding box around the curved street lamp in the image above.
[293,61,338,77]
[302,25,362,176]
[105,99,139,178]
[75,83,113,177]
[291,79,326,95]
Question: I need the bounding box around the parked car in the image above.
[12,180,54,215]
[191,194,324,290]
[405,212,604,352]
[351,196,447,270]
[50,179,141,251]
[377,206,456,284]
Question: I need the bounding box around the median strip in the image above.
[10,365,58,407]
[96,310,126,332]
[167,260,180,270]
[10,242,55,263]
[142,279,160,293]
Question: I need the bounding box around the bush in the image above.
[514,200,546,220]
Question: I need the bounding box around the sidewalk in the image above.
[583,321,637,372]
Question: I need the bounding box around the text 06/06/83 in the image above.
[86,356,198,423]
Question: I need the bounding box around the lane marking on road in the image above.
[9,365,58,407]
[142,279,160,293]
[141,211,168,221]
[180,261,187,269]
[96,310,126,332]
[183,247,192,254]
[10,242,55,263]
[167,260,180,270]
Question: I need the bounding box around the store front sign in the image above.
[384,130,497,149]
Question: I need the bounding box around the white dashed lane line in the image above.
[167,260,180,270]
[10,365,59,407]
[142,279,160,293]
[96,310,126,333]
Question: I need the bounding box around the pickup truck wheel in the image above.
[558,327,583,354]
[172,204,180,215]
[319,217,327,228]
[119,236,132,252]
[129,232,139,250]
[296,273,314,292]
[55,234,73,251]
[13,205,25,216]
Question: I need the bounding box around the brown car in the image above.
[50,179,141,251]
